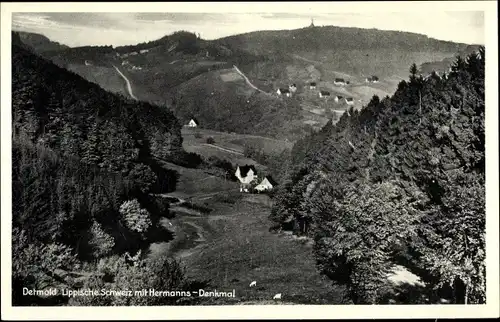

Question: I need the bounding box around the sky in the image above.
[11,11,485,48]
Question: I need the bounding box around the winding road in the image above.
[113,65,138,100]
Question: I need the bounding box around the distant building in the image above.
[277,88,291,97]
[309,82,317,90]
[187,118,199,127]
[84,60,92,66]
[129,51,138,56]
[334,78,346,86]
[366,76,379,83]
[334,95,343,102]
[235,165,258,192]
[345,97,354,105]
[319,90,331,98]
[289,84,297,93]
[255,176,278,192]
[139,49,149,54]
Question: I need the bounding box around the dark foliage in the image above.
[270,48,486,304]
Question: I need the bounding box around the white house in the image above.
[309,82,317,90]
[187,118,199,128]
[334,78,347,86]
[366,76,379,83]
[277,88,291,97]
[130,51,138,56]
[319,90,331,98]
[235,165,258,192]
[139,49,149,54]
[345,97,354,105]
[84,60,92,66]
[334,95,343,103]
[288,84,297,93]
[255,176,278,192]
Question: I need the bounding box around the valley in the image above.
[10,22,486,307]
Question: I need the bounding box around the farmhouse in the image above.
[129,51,138,56]
[139,49,149,54]
[319,91,331,98]
[277,88,291,97]
[255,176,278,192]
[235,165,258,192]
[334,78,347,86]
[334,95,343,103]
[309,82,317,90]
[187,118,199,128]
[345,97,354,105]
[288,84,297,93]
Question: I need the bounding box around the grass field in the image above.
[152,187,344,305]
[182,127,294,157]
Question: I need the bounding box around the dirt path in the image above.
[292,54,322,65]
[112,65,138,100]
[201,143,244,155]
[233,65,271,96]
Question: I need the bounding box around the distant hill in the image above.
[419,44,482,75]
[14,30,69,53]
[14,27,478,140]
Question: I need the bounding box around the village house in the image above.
[309,82,317,90]
[255,175,278,193]
[345,97,354,105]
[365,76,380,83]
[334,78,347,86]
[139,49,149,54]
[277,88,291,97]
[235,165,258,192]
[129,51,138,56]
[84,60,92,66]
[319,90,331,98]
[288,84,297,93]
[187,118,199,128]
[334,95,343,103]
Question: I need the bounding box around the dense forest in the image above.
[11,33,209,306]
[270,48,486,304]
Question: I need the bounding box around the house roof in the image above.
[279,88,290,93]
[310,82,317,86]
[346,97,354,101]
[263,175,278,186]
[320,91,330,95]
[189,118,199,124]
[336,95,344,99]
[334,78,345,82]
[238,164,257,177]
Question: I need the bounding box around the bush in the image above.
[194,132,203,139]
[206,137,215,144]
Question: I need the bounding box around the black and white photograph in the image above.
[1,1,498,320]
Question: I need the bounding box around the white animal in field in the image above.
[249,281,257,287]
[273,293,282,300]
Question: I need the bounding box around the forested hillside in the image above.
[270,48,485,304]
[11,33,203,305]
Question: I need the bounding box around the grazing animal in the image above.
[273,293,282,300]
[249,281,257,287]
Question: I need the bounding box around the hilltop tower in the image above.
[309,18,315,28]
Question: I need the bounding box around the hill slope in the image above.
[15,27,478,139]
[270,48,485,304]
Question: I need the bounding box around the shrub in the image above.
[206,137,215,144]
[194,132,203,139]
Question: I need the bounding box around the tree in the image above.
[88,220,115,258]
[119,199,152,237]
